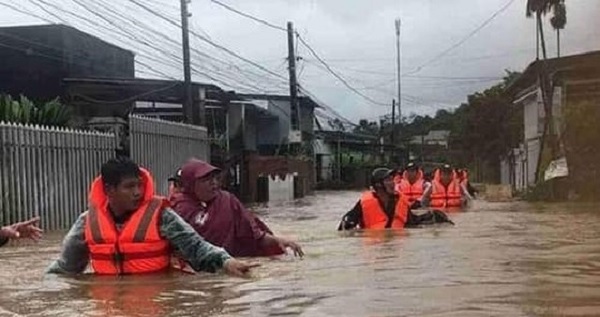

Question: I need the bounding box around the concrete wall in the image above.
[266,99,315,143]
[313,138,333,181]
[256,117,281,146]
[268,174,295,202]
[0,25,134,102]
[268,100,291,143]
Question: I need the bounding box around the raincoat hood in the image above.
[180,159,221,193]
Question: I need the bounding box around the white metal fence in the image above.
[0,122,115,231]
[0,116,209,230]
[129,115,209,195]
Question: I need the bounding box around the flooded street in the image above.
[2,190,600,317]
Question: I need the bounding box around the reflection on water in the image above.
[1,191,600,316]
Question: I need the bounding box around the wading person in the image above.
[422,164,470,210]
[170,158,303,258]
[167,168,183,200]
[338,167,452,231]
[46,157,257,277]
[0,217,43,247]
[394,162,431,205]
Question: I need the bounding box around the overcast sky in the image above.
[1,0,599,123]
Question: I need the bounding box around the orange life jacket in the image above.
[360,191,409,229]
[430,171,462,209]
[84,168,171,275]
[397,170,425,203]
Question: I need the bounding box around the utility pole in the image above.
[180,0,194,124]
[391,99,396,163]
[395,18,402,131]
[287,21,300,132]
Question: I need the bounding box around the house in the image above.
[410,130,451,148]
[224,94,319,203]
[313,130,381,187]
[501,51,600,196]
[136,91,320,203]
[0,24,134,102]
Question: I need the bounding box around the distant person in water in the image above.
[167,168,183,200]
[394,162,431,206]
[170,158,304,258]
[0,217,43,247]
[338,167,452,231]
[422,164,471,209]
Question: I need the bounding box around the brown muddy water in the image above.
[1,190,600,317]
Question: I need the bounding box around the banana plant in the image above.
[0,94,72,127]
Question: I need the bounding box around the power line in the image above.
[0,2,54,23]
[73,82,181,104]
[296,35,388,107]
[126,0,288,83]
[209,0,287,32]
[403,0,517,76]
[197,0,386,119]
[19,0,287,94]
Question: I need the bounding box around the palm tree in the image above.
[550,1,567,57]
[525,0,567,183]
[526,0,566,59]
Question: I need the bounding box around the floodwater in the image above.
[1,191,600,317]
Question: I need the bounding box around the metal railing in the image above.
[129,115,209,195]
[0,122,115,231]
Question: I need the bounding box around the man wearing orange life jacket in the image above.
[46,157,257,277]
[394,162,431,205]
[422,164,470,210]
[337,167,452,230]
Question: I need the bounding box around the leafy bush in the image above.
[0,94,71,127]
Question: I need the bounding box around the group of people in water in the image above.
[337,162,473,231]
[0,157,472,278]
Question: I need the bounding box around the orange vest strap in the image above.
[133,198,162,242]
[88,206,104,244]
[90,247,170,261]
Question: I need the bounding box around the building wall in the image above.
[313,138,333,181]
[266,99,315,144]
[244,109,258,152]
[523,90,543,141]
[256,117,281,146]
[0,25,134,102]
[268,100,291,143]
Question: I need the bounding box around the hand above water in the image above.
[276,237,304,258]
[223,259,261,277]
[0,217,43,241]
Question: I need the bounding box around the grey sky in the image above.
[1,0,599,123]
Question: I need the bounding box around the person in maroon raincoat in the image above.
[169,159,303,258]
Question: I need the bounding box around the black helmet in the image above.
[370,167,396,186]
[168,168,182,182]
[405,162,418,171]
[439,164,453,174]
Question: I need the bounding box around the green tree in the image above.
[353,119,379,135]
[0,94,72,127]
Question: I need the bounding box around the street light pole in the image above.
[395,18,401,131]
[395,18,402,164]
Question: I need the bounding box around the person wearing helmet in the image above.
[167,168,183,200]
[395,162,431,206]
[422,164,471,209]
[337,167,452,230]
